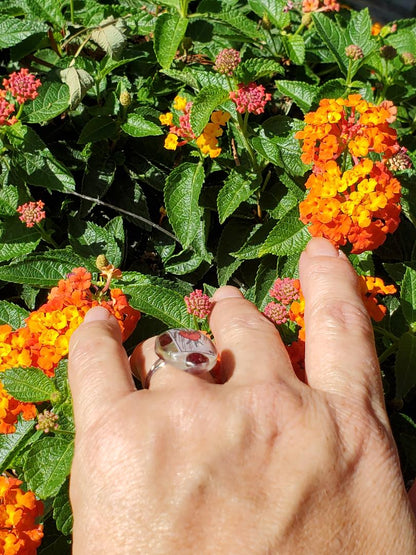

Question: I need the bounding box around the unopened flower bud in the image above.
[213,48,241,76]
[385,147,413,171]
[301,13,312,26]
[401,52,416,66]
[96,254,110,270]
[36,410,59,434]
[262,14,272,30]
[380,45,397,60]
[345,44,364,61]
[119,91,131,106]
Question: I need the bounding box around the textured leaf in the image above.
[154,12,188,69]
[0,418,36,473]
[0,17,47,48]
[189,85,229,136]
[276,80,318,113]
[24,437,74,499]
[237,58,284,83]
[217,220,254,286]
[78,116,117,144]
[79,145,116,216]
[19,0,66,28]
[312,12,349,75]
[395,332,416,399]
[401,266,416,325]
[165,163,205,248]
[0,218,41,262]
[0,253,84,287]
[164,250,205,275]
[90,16,127,59]
[248,0,290,28]
[121,113,163,137]
[53,480,73,536]
[8,124,75,192]
[26,81,70,124]
[232,220,276,260]
[121,277,194,328]
[255,255,278,311]
[68,217,123,267]
[0,185,19,216]
[217,169,260,224]
[60,66,94,110]
[161,69,199,90]
[212,10,264,40]
[260,207,310,256]
[1,367,55,403]
[284,34,305,65]
[0,301,29,329]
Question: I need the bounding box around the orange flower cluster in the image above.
[0,475,43,554]
[296,94,402,253]
[0,268,140,433]
[299,159,401,253]
[288,274,396,342]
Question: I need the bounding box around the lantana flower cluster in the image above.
[262,278,300,325]
[184,289,213,320]
[267,274,396,377]
[0,267,140,434]
[296,94,404,253]
[283,0,339,14]
[160,96,230,158]
[0,68,41,127]
[16,200,46,228]
[0,475,44,554]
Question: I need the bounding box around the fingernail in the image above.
[83,306,112,323]
[212,286,244,302]
[305,237,339,258]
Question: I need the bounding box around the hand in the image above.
[68,237,416,554]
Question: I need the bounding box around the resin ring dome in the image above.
[154,329,218,374]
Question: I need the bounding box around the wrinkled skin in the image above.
[68,238,416,554]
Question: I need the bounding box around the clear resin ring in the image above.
[144,329,218,388]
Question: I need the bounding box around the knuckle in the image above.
[309,297,372,338]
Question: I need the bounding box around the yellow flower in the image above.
[164,133,179,150]
[211,111,230,125]
[173,96,188,111]
[159,112,173,126]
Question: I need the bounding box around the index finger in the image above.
[68,306,136,428]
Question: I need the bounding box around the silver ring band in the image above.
[144,358,165,389]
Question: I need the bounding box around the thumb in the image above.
[68,306,135,429]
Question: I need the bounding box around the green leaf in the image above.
[121,113,163,137]
[68,217,123,268]
[0,17,48,48]
[236,58,284,83]
[395,332,416,399]
[78,116,118,144]
[217,220,254,286]
[161,69,200,90]
[8,124,76,192]
[0,185,19,216]
[254,255,278,311]
[212,10,264,40]
[248,0,290,29]
[0,301,29,329]
[25,81,70,124]
[1,367,55,403]
[189,85,229,136]
[312,12,348,75]
[90,16,127,59]
[164,250,205,275]
[0,217,41,262]
[217,169,260,224]
[0,252,84,287]
[121,275,194,328]
[53,480,73,536]
[154,12,188,69]
[401,266,416,325]
[259,207,310,256]
[165,162,205,248]
[284,34,305,65]
[60,66,94,110]
[0,418,36,473]
[79,145,116,216]
[276,80,318,113]
[232,220,276,260]
[24,437,74,499]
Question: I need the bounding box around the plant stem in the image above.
[345,59,353,88]
[69,0,74,24]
